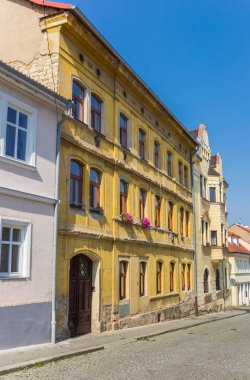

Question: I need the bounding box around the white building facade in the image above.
[0,61,68,349]
[228,230,250,306]
[191,124,230,312]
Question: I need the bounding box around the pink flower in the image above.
[121,213,134,223]
[141,217,150,228]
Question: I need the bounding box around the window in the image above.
[200,175,203,197]
[120,180,128,214]
[70,160,83,208]
[90,168,101,210]
[72,80,84,121]
[182,263,186,291]
[0,220,31,278]
[202,221,204,245]
[167,151,173,177]
[5,106,29,162]
[140,261,147,297]
[156,260,163,294]
[204,268,209,294]
[139,129,146,160]
[178,161,183,185]
[180,207,184,236]
[91,94,102,132]
[205,222,208,244]
[211,231,217,246]
[216,269,220,290]
[210,187,216,202]
[155,195,161,228]
[170,262,175,292]
[225,267,228,289]
[168,201,173,231]
[120,113,128,148]
[139,188,147,220]
[154,141,160,169]
[184,166,188,188]
[187,264,191,290]
[204,178,207,199]
[119,261,128,300]
[185,211,189,237]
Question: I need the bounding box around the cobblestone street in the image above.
[2,312,250,380]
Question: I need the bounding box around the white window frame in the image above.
[71,77,91,126]
[90,92,106,135]
[0,217,31,279]
[0,91,37,167]
[118,110,130,150]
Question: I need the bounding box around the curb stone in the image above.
[0,346,104,377]
[137,310,247,341]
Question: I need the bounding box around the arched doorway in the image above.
[68,254,92,337]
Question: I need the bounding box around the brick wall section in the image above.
[9,52,59,92]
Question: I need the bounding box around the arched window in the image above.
[91,94,102,132]
[119,261,128,300]
[120,113,128,148]
[178,161,183,185]
[184,166,188,188]
[187,263,191,290]
[90,168,101,210]
[167,151,173,177]
[139,129,146,159]
[154,141,160,169]
[182,263,186,291]
[180,207,184,236]
[170,262,175,292]
[70,160,83,207]
[139,188,147,220]
[168,201,173,231]
[155,195,161,228]
[185,211,190,237]
[140,261,147,297]
[72,80,85,121]
[120,180,128,214]
[216,269,220,290]
[204,268,209,294]
[156,260,163,294]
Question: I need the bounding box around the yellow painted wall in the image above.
[43,13,196,335]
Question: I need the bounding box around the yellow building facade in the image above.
[1,0,197,340]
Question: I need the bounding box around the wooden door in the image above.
[68,254,92,337]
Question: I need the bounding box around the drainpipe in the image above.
[190,148,199,316]
[51,105,72,344]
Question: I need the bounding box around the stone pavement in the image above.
[0,308,246,376]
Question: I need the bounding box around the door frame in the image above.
[68,251,101,334]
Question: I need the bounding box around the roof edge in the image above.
[70,7,197,147]
[28,0,72,10]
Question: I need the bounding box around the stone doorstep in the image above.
[0,346,104,377]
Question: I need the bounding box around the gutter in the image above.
[51,106,72,344]
[190,147,199,316]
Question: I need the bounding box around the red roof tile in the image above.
[28,0,72,9]
[228,243,250,255]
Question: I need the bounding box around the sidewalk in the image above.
[0,309,246,376]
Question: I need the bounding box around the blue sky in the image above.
[61,0,250,225]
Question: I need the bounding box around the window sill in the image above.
[121,145,130,152]
[70,204,86,212]
[93,129,106,139]
[89,207,104,215]
[0,155,36,171]
[150,292,179,301]
[119,298,129,304]
[0,275,29,281]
